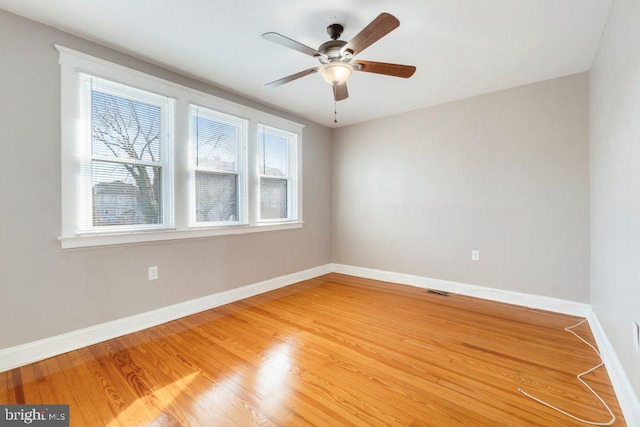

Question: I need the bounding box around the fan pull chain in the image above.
[334,100,338,124]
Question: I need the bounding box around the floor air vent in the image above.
[426,289,451,297]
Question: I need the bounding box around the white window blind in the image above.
[78,74,174,232]
[190,105,247,225]
[258,124,297,221]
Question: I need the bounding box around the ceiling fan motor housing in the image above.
[318,40,348,60]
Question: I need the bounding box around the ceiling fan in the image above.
[262,13,416,102]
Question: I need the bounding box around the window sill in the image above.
[58,221,304,249]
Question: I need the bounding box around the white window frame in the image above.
[78,74,175,233]
[258,124,299,223]
[58,45,304,249]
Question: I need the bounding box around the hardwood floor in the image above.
[1,273,626,426]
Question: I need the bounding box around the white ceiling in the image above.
[0,0,611,127]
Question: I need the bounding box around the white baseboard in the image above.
[332,263,592,317]
[0,264,332,373]
[588,312,640,426]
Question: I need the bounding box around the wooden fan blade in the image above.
[352,60,416,78]
[341,13,400,57]
[265,67,319,88]
[262,32,325,58]
[333,83,349,101]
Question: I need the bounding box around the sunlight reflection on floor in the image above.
[256,343,292,412]
[258,343,291,390]
[107,372,199,426]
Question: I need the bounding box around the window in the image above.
[80,75,174,232]
[191,106,247,226]
[258,125,298,221]
[57,46,303,249]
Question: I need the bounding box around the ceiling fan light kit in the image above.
[320,62,352,86]
[262,12,416,106]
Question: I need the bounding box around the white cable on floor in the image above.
[429,288,617,425]
[517,317,615,426]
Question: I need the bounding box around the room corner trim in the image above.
[588,312,640,425]
[331,263,592,317]
[0,263,333,373]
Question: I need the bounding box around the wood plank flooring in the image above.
[0,273,626,425]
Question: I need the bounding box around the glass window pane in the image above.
[258,131,288,177]
[193,112,237,171]
[92,160,162,226]
[195,172,238,222]
[92,90,162,162]
[260,177,287,219]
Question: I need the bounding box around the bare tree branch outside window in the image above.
[91,91,162,226]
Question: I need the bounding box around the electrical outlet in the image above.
[471,250,480,261]
[633,322,639,351]
[148,266,158,281]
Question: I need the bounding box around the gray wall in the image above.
[0,10,333,349]
[333,73,590,302]
[590,0,640,395]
